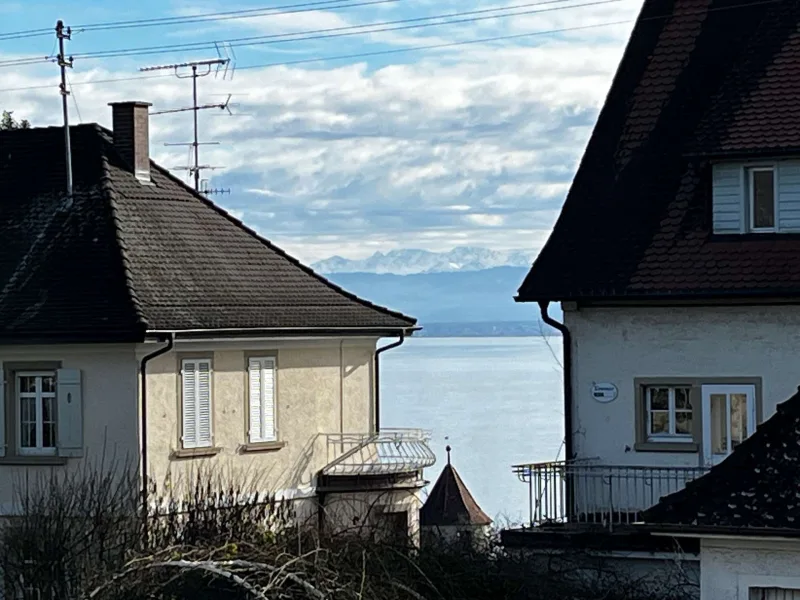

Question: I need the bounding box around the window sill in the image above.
[171,446,223,459]
[240,441,286,454]
[634,441,699,453]
[0,456,68,466]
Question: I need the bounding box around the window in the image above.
[16,372,56,456]
[248,357,276,443]
[748,166,776,231]
[181,359,212,449]
[645,385,693,441]
[749,588,800,600]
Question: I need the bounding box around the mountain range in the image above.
[312,246,536,275]
[314,248,562,337]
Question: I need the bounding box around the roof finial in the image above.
[446,444,451,465]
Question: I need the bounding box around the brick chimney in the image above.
[109,101,152,183]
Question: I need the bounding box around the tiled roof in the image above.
[421,462,492,527]
[517,0,800,302]
[642,387,800,530]
[0,124,415,341]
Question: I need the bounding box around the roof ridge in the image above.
[145,160,417,329]
[95,125,149,332]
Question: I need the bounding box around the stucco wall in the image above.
[142,339,378,496]
[701,538,800,600]
[566,305,800,467]
[0,344,139,512]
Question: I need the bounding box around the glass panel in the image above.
[675,387,692,409]
[42,423,55,449]
[650,410,669,435]
[41,376,55,394]
[675,411,693,435]
[730,393,748,449]
[21,423,36,449]
[711,393,728,455]
[752,169,775,229]
[648,387,669,410]
[18,376,35,394]
[42,397,53,423]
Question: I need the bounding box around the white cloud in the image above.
[0,0,643,263]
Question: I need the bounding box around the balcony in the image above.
[512,459,709,531]
[320,428,436,477]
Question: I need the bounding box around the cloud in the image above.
[0,0,643,264]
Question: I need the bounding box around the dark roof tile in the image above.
[518,0,800,302]
[0,125,415,341]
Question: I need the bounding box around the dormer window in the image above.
[747,166,776,232]
[712,161,796,234]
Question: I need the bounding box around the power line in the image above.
[0,0,402,41]
[0,0,787,95]
[0,0,617,67]
[0,21,635,94]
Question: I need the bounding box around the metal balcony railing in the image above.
[321,428,436,477]
[512,460,709,530]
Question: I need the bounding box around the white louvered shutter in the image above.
[248,358,276,443]
[197,361,212,447]
[181,361,198,448]
[182,359,213,449]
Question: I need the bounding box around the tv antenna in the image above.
[140,54,235,192]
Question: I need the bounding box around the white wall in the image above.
[0,344,139,512]
[701,538,800,600]
[566,305,800,467]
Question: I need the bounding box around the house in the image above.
[420,446,492,547]
[0,101,434,539]
[641,386,800,599]
[503,0,800,587]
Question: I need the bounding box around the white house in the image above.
[504,0,800,595]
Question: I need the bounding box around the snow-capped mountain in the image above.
[312,247,535,275]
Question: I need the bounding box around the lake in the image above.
[380,336,564,525]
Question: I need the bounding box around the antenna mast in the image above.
[55,20,74,197]
[140,56,234,193]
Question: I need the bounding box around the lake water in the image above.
[380,337,564,525]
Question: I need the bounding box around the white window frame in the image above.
[248,357,277,444]
[645,385,693,443]
[181,359,213,449]
[747,165,778,233]
[738,575,800,600]
[16,371,57,456]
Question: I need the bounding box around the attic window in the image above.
[747,166,777,232]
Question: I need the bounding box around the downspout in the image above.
[538,301,575,519]
[139,334,174,518]
[374,332,406,433]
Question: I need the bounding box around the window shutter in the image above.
[248,358,276,443]
[182,361,198,449]
[56,368,83,457]
[248,358,262,443]
[262,359,276,441]
[197,361,212,447]
[0,361,5,458]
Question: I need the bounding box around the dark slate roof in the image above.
[0,124,415,341]
[642,387,800,530]
[421,463,492,527]
[517,0,800,303]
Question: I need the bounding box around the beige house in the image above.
[0,102,434,538]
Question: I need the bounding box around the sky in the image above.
[0,0,643,264]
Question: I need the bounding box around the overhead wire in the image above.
[0,0,787,95]
[0,0,402,41]
[0,0,617,68]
